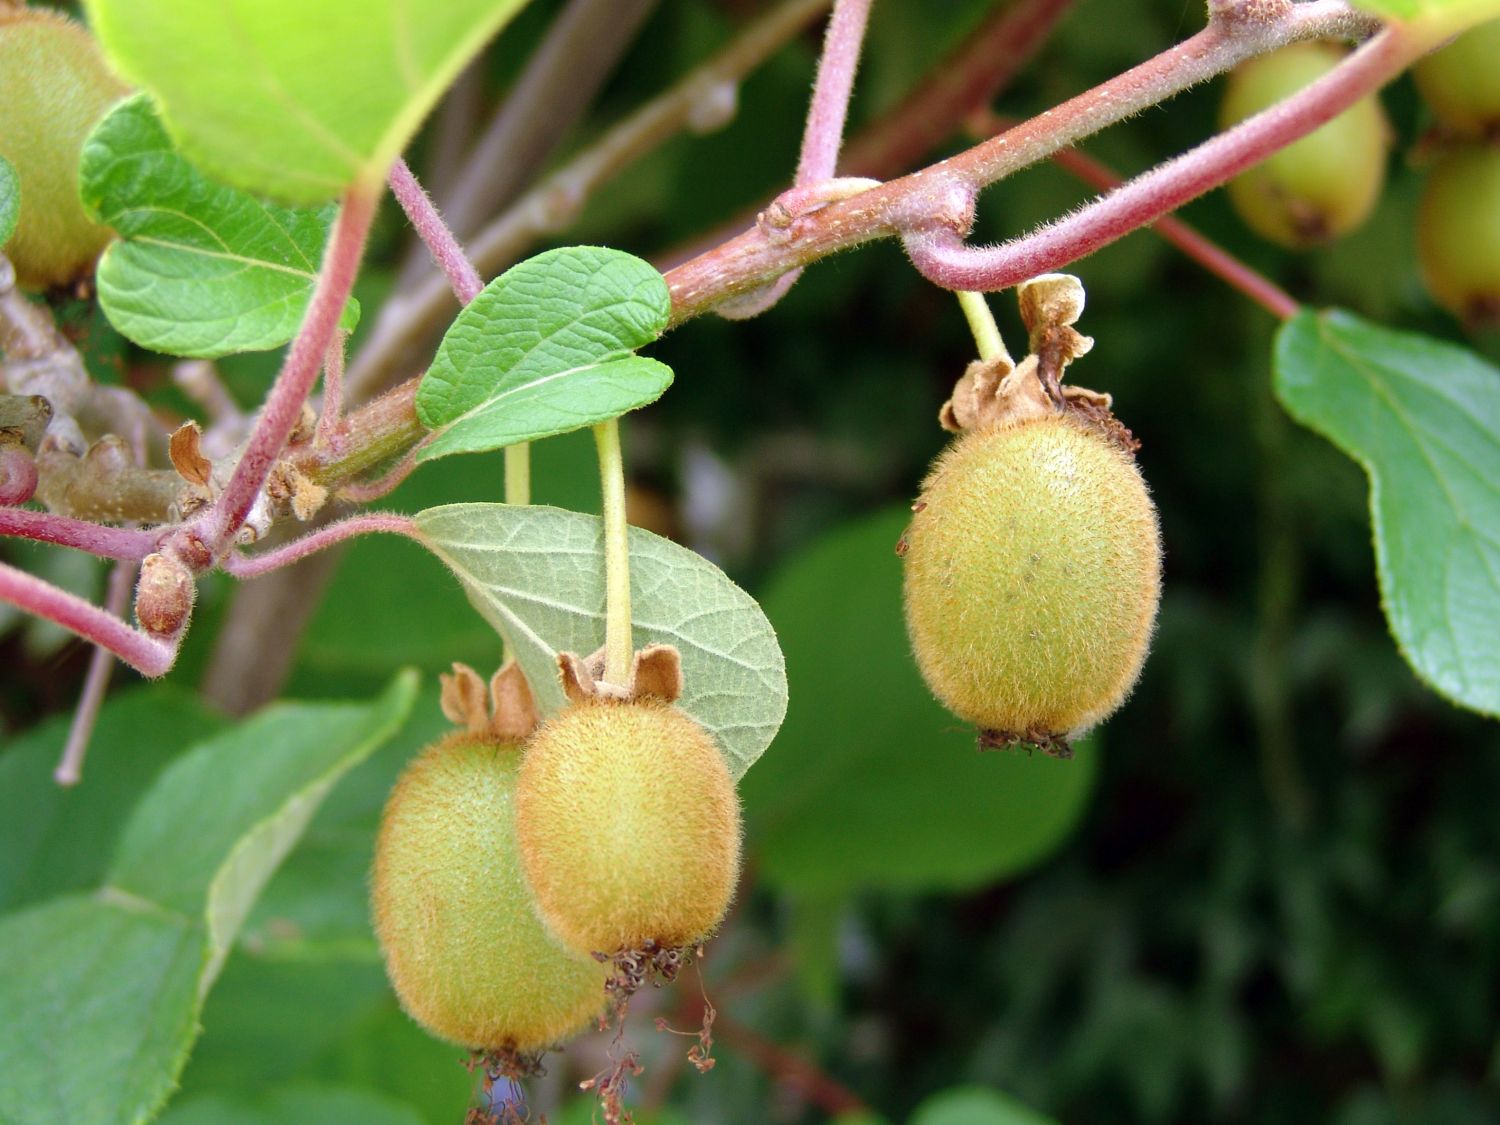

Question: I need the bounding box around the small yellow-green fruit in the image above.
[1413,20,1500,138]
[1220,42,1389,248]
[902,414,1161,745]
[371,732,608,1053]
[1417,144,1500,328]
[0,8,128,289]
[515,699,741,957]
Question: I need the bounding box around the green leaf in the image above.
[415,247,673,462]
[0,154,18,247]
[909,1086,1060,1125]
[1274,309,1500,717]
[0,673,417,1125]
[158,1084,427,1125]
[0,686,225,915]
[82,0,531,205]
[741,509,1097,894]
[80,95,358,359]
[413,503,786,779]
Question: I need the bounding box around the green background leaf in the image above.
[158,1084,427,1125]
[82,0,532,204]
[0,154,18,247]
[1349,0,1500,25]
[81,95,357,358]
[0,673,416,1125]
[414,503,786,779]
[909,1086,1060,1125]
[741,509,1097,894]
[416,246,673,461]
[1274,309,1500,717]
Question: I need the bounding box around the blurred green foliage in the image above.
[4,0,1500,1122]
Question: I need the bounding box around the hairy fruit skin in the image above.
[516,699,741,957]
[1413,21,1500,138]
[1219,42,1388,249]
[371,732,607,1053]
[902,414,1161,743]
[0,10,128,289]
[1417,144,1500,329]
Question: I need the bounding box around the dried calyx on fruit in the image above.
[1219,41,1389,249]
[515,644,741,999]
[371,663,608,1072]
[0,7,128,289]
[901,276,1162,756]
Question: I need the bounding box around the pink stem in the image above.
[993,116,1300,319]
[219,513,423,579]
[0,508,156,560]
[389,159,484,305]
[54,558,136,786]
[0,559,176,677]
[796,0,874,185]
[315,330,348,445]
[334,448,420,503]
[206,187,378,547]
[904,28,1417,291]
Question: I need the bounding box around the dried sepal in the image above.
[556,643,684,706]
[439,660,540,742]
[168,422,213,487]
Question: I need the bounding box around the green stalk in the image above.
[955,290,1011,365]
[505,443,531,506]
[593,419,632,685]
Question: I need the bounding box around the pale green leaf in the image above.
[910,1086,1060,1125]
[82,0,532,205]
[0,154,18,247]
[0,673,417,1125]
[416,247,673,461]
[1274,309,1500,716]
[81,95,357,358]
[741,509,1097,894]
[413,504,785,779]
[1350,0,1500,26]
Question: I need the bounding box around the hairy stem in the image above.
[663,0,1381,320]
[205,186,377,547]
[956,290,1010,364]
[54,558,135,786]
[0,559,176,677]
[904,26,1422,291]
[797,0,873,184]
[219,513,423,578]
[390,159,483,304]
[1017,124,1300,319]
[0,508,155,560]
[594,419,632,685]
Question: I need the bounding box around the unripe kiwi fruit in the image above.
[1219,42,1389,248]
[371,732,608,1053]
[0,8,128,289]
[1416,143,1500,328]
[1413,21,1500,138]
[902,413,1161,746]
[515,698,741,958]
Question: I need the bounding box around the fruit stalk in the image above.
[956,290,1010,364]
[594,418,633,686]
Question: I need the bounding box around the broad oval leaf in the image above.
[1274,309,1500,717]
[740,509,1097,894]
[415,247,673,462]
[0,154,17,247]
[413,503,785,779]
[81,95,358,358]
[0,672,417,1125]
[82,0,531,205]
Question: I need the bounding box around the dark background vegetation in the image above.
[3,0,1499,1121]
